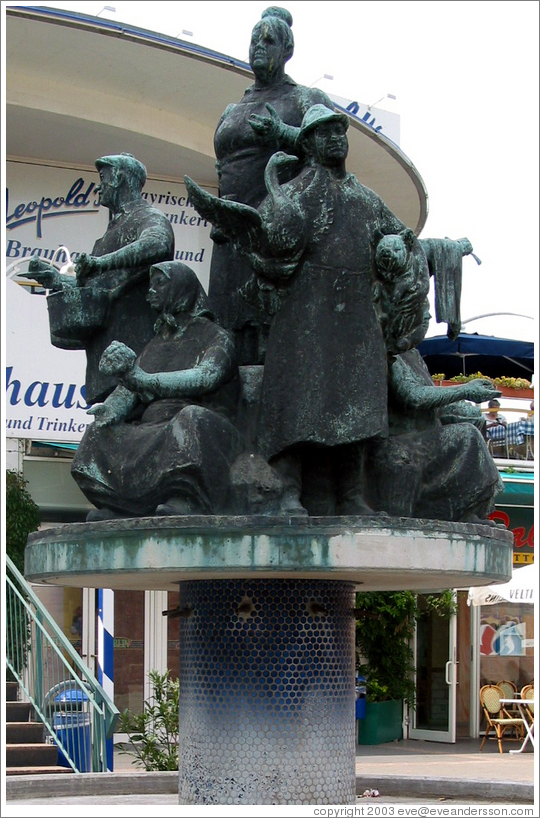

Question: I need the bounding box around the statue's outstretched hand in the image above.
[19,256,62,289]
[87,402,120,428]
[463,379,501,403]
[117,365,154,399]
[248,104,282,142]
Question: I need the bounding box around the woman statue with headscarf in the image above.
[71,262,241,519]
[209,6,334,365]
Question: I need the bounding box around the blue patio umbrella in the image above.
[417,333,534,379]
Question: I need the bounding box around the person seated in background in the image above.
[520,400,534,422]
[485,398,507,429]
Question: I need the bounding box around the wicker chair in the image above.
[520,684,534,723]
[479,684,524,753]
[525,431,534,460]
[497,679,517,699]
[497,680,519,716]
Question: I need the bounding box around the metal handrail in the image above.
[6,554,119,772]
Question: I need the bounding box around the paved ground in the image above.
[4,738,536,812]
[4,793,520,805]
[110,736,537,779]
[355,736,535,781]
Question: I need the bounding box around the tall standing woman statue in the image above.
[209,6,334,365]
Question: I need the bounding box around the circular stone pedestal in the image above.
[24,515,513,806]
[24,515,513,592]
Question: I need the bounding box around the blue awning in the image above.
[32,440,79,451]
[497,473,534,508]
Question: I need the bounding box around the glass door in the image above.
[409,592,457,742]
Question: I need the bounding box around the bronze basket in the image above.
[47,287,110,342]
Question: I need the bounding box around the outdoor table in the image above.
[500,698,535,753]
[487,419,534,450]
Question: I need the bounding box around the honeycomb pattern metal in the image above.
[177,578,356,805]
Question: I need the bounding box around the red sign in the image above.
[488,509,534,564]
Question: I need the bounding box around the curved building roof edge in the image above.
[7,5,429,234]
[334,103,429,234]
[9,4,254,71]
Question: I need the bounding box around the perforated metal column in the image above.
[177,578,356,805]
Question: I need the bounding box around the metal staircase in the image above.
[6,555,119,773]
[6,679,71,775]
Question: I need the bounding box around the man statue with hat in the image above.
[185,104,430,514]
[26,153,175,405]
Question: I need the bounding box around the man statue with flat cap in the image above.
[27,153,175,404]
[186,105,430,515]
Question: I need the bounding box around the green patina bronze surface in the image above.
[185,103,499,522]
[70,262,242,520]
[20,10,501,529]
[208,6,335,366]
[22,152,175,405]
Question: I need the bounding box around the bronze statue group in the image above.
[27,7,503,525]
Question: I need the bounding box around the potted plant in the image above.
[355,590,457,744]
[119,669,179,771]
[355,591,417,744]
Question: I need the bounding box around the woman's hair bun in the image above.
[261,7,293,28]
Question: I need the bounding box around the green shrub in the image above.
[6,470,40,572]
[355,590,457,706]
[355,591,417,705]
[119,669,179,771]
[6,470,40,681]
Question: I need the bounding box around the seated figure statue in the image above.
[365,327,504,523]
[71,262,242,520]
